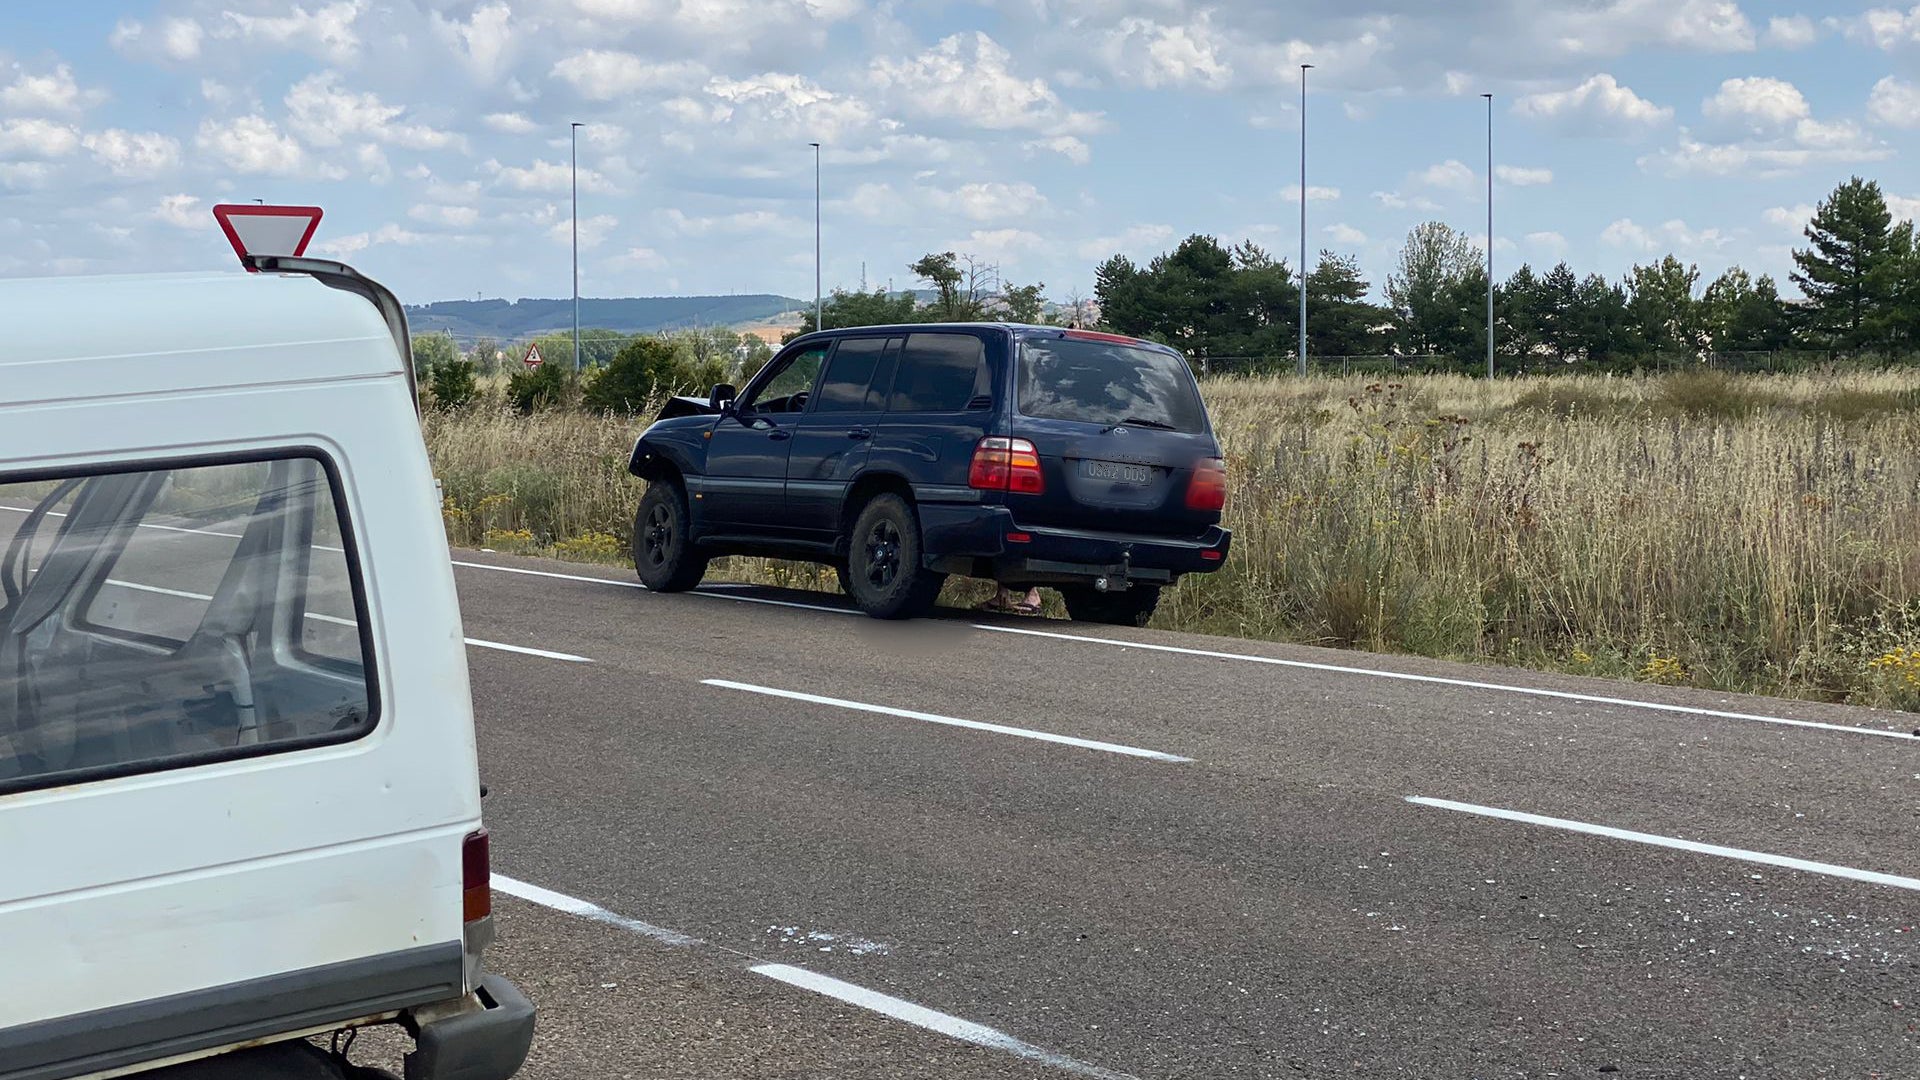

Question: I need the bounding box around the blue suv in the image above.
[625,324,1231,624]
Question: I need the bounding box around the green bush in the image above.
[507,362,573,414]
[427,357,478,410]
[583,337,682,414]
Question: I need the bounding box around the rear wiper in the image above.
[1105,416,1176,432]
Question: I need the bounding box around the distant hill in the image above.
[406,295,807,340]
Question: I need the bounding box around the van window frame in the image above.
[0,446,383,797]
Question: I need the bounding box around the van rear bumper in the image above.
[403,976,534,1080]
[919,504,1230,584]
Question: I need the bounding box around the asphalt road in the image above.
[440,549,1920,1080]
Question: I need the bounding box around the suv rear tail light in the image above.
[969,437,1045,495]
[1186,457,1227,511]
[462,828,492,923]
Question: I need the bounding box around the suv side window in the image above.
[888,333,989,413]
[814,337,889,412]
[743,346,827,414]
[0,454,375,793]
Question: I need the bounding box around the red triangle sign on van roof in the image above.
[212,204,324,270]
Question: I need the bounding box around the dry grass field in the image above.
[425,369,1920,709]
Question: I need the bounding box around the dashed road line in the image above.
[1407,795,1920,892]
[702,678,1192,763]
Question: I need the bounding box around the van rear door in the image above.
[1007,330,1221,538]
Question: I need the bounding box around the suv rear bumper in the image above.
[919,504,1230,585]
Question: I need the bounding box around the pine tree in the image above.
[1871,221,1920,352]
[1790,176,1894,351]
[1305,250,1377,357]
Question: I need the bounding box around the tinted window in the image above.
[747,346,827,413]
[889,333,988,413]
[815,337,888,412]
[0,455,375,793]
[1017,337,1208,433]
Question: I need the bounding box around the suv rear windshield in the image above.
[1016,337,1208,433]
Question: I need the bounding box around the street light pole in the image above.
[1298,63,1313,378]
[810,141,822,333]
[571,121,582,376]
[1482,94,1494,380]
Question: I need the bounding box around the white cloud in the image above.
[1764,14,1818,47]
[1525,230,1569,255]
[942,181,1049,221]
[1701,76,1810,134]
[1602,217,1731,253]
[1495,165,1553,186]
[217,1,366,64]
[110,16,205,61]
[1,64,102,115]
[285,73,464,151]
[484,112,539,135]
[431,1,514,79]
[701,72,877,143]
[410,204,482,229]
[1513,73,1672,135]
[663,208,795,235]
[1869,76,1920,128]
[552,50,710,101]
[485,158,613,194]
[1372,190,1442,212]
[194,115,305,176]
[1324,223,1367,245]
[550,214,619,250]
[1280,184,1341,202]
[82,129,181,178]
[1417,159,1476,191]
[953,227,1045,263]
[1889,194,1920,224]
[355,143,392,184]
[1077,223,1175,262]
[0,118,81,159]
[611,246,668,271]
[200,79,237,108]
[1837,5,1920,50]
[314,222,426,258]
[872,32,1100,136]
[1100,13,1233,90]
[1763,204,1815,232]
[152,194,202,229]
[0,163,57,191]
[1024,135,1091,164]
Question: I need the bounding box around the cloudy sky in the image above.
[1,0,1915,307]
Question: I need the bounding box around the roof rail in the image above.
[243,254,419,414]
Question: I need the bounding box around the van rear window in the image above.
[1017,337,1207,433]
[0,454,374,793]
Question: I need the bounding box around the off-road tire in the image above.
[1061,583,1161,627]
[846,494,945,619]
[632,480,709,592]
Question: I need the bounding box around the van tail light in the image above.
[462,828,492,923]
[1186,457,1227,511]
[969,437,1045,495]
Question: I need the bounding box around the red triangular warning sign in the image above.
[212,204,324,270]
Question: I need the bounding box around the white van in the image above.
[0,257,533,1080]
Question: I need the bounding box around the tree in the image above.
[1625,256,1705,358]
[1305,251,1378,357]
[412,332,459,375]
[583,336,686,414]
[426,356,478,409]
[1869,220,1920,353]
[909,252,994,321]
[1791,176,1894,351]
[1094,255,1149,334]
[1385,222,1481,356]
[1497,264,1548,367]
[1536,262,1581,362]
[780,287,921,343]
[1703,267,1792,353]
[1567,273,1634,367]
[1001,281,1047,323]
[506,361,572,414]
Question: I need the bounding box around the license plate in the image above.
[1082,459,1153,486]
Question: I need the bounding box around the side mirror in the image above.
[709,383,737,413]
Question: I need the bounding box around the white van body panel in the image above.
[0,273,481,1039]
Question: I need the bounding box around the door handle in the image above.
[767,429,792,442]
[847,428,873,441]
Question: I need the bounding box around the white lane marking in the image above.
[451,558,856,616]
[1408,796,1920,892]
[463,638,592,663]
[702,679,1192,763]
[494,874,1134,1079]
[491,875,703,947]
[977,624,1917,742]
[96,579,574,660]
[750,963,1139,1080]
